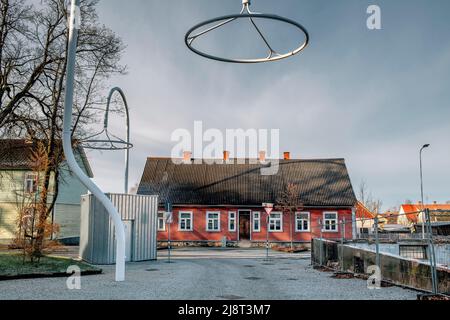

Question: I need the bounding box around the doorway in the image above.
[239,211,251,241]
[123,220,133,262]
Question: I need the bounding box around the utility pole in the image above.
[420,144,430,240]
[374,216,380,269]
[425,209,438,294]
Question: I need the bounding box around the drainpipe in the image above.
[351,207,357,240]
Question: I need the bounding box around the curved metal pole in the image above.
[106,87,131,194]
[63,0,126,282]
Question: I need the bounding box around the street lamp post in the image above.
[420,144,430,240]
[263,203,274,261]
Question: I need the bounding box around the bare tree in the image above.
[12,141,60,262]
[358,180,368,206]
[0,0,39,127]
[276,183,304,250]
[129,183,139,195]
[357,179,383,215]
[1,0,126,260]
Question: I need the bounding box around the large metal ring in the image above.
[185,13,309,64]
[82,139,133,151]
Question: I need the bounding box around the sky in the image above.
[82,0,450,211]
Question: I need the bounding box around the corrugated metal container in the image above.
[80,193,158,265]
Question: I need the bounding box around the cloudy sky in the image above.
[84,0,450,211]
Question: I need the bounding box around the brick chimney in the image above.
[259,151,266,163]
[283,152,291,160]
[223,151,230,162]
[183,151,192,163]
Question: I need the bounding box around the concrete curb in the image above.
[0,269,102,282]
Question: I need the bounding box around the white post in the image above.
[351,207,357,240]
[64,0,126,281]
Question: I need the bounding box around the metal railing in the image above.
[311,209,449,295]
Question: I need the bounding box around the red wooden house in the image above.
[137,152,357,247]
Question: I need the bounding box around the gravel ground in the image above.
[0,248,418,300]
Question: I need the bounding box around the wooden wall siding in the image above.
[0,202,18,240]
[157,207,354,243]
[0,157,90,241]
[53,204,83,239]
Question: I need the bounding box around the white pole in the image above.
[63,0,126,282]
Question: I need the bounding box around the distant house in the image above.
[137,152,357,247]
[0,140,93,244]
[355,201,375,235]
[380,210,399,224]
[398,203,450,229]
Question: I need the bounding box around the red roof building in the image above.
[398,203,450,226]
[137,154,358,246]
[355,201,375,235]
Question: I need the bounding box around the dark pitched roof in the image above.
[0,139,94,178]
[137,157,357,207]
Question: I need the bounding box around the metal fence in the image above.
[311,209,450,296]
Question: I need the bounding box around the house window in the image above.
[399,245,428,260]
[253,212,261,232]
[229,212,236,232]
[24,173,38,194]
[323,212,338,232]
[179,212,193,231]
[359,228,369,235]
[269,212,283,232]
[295,212,310,232]
[157,212,166,231]
[206,212,220,232]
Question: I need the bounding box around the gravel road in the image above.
[0,248,418,300]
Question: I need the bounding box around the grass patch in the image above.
[0,252,101,280]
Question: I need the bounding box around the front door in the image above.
[239,211,251,240]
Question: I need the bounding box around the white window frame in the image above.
[268,212,283,232]
[228,212,237,232]
[178,211,193,232]
[24,173,38,194]
[206,211,221,232]
[295,212,310,232]
[157,211,166,231]
[323,212,339,233]
[253,212,261,232]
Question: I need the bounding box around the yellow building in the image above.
[0,140,93,244]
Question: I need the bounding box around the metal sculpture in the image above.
[63,0,125,281]
[185,0,309,63]
[63,0,310,282]
[82,87,132,194]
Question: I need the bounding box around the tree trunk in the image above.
[32,163,52,259]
